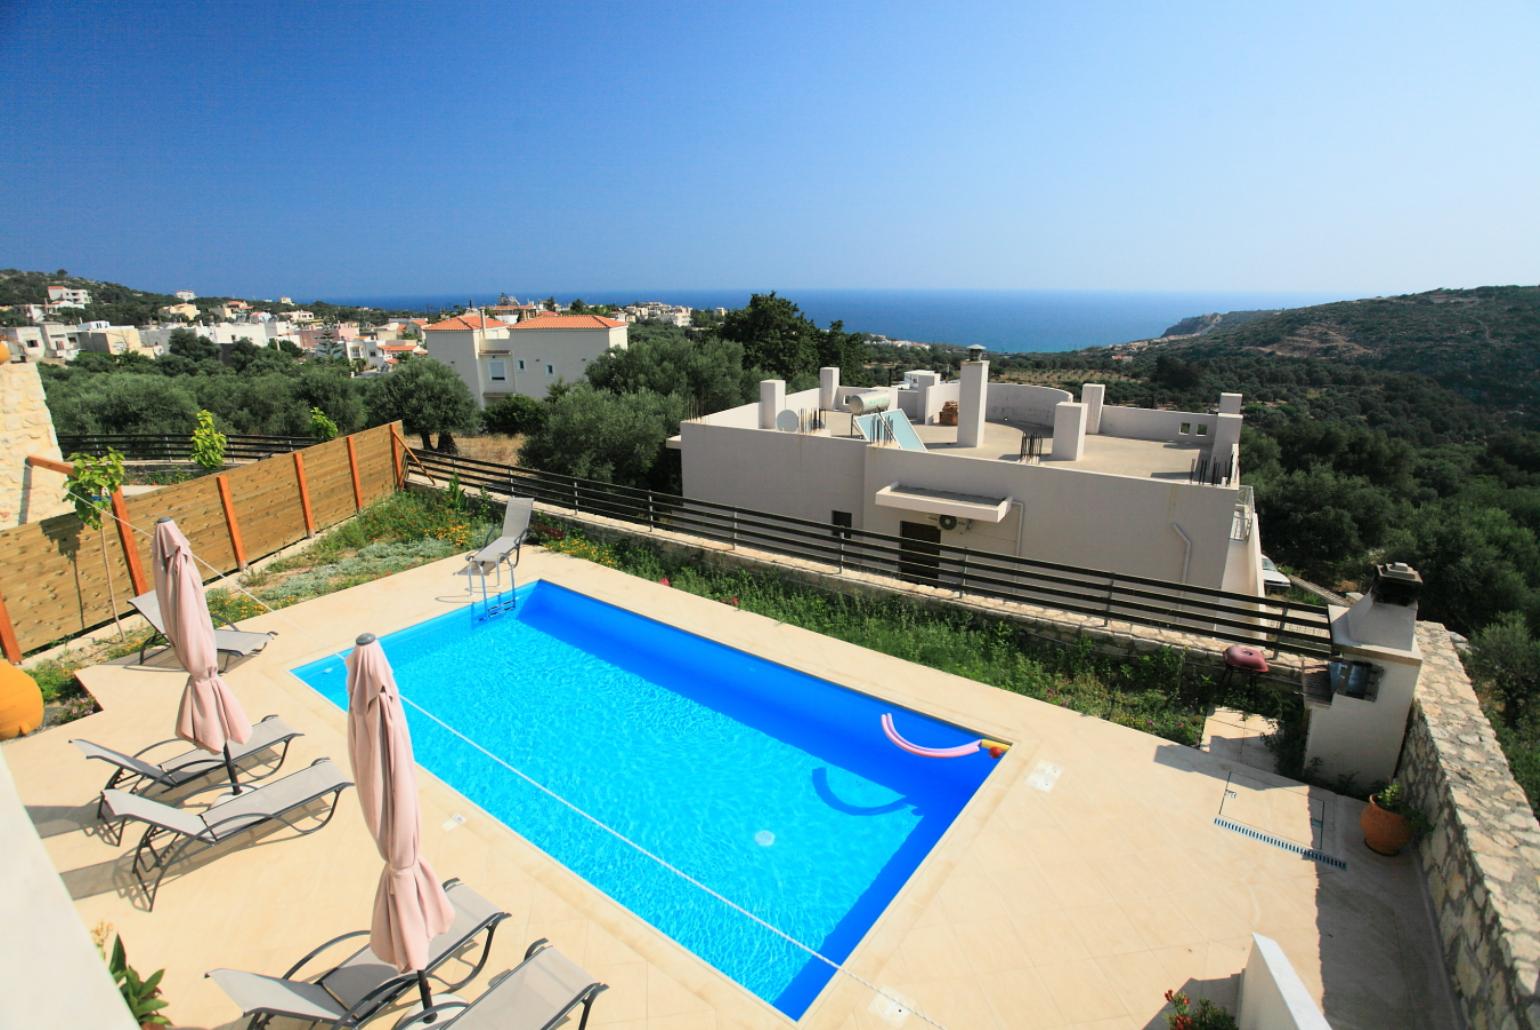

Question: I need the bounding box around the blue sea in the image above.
[330,288,1341,353]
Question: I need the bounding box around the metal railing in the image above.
[411,449,1335,659]
[58,433,317,462]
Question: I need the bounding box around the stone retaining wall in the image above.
[1402,623,1540,1030]
[0,362,70,529]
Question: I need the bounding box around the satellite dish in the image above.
[775,409,800,432]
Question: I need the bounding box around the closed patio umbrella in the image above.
[346,633,454,1019]
[152,517,253,792]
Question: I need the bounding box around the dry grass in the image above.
[453,434,525,465]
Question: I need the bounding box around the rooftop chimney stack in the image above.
[1346,563,1422,653]
[957,359,989,448]
[759,379,785,430]
[819,367,840,412]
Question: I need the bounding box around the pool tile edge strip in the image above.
[1212,816,1348,870]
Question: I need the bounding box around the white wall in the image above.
[984,383,1073,426]
[1098,404,1219,442]
[424,331,485,404]
[0,749,137,1029]
[504,325,625,400]
[861,446,1241,586]
[1237,934,1331,1030]
[680,421,868,526]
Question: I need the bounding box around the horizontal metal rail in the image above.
[58,433,316,461]
[413,450,1334,658]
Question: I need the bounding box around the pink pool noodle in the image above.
[880,713,982,759]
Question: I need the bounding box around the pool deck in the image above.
[3,548,1453,1029]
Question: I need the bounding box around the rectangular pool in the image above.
[293,580,999,1019]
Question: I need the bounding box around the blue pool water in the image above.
[293,581,998,1018]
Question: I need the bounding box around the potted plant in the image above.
[1163,988,1237,1029]
[1360,780,1429,856]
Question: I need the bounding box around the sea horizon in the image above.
[326,287,1346,353]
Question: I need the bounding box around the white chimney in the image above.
[957,360,988,448]
[1219,392,1243,415]
[819,367,840,411]
[1081,383,1105,434]
[1051,402,1088,460]
[759,379,785,430]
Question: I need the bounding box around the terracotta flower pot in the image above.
[0,663,45,739]
[1361,794,1414,856]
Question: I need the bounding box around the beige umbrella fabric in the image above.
[346,633,454,983]
[151,517,252,787]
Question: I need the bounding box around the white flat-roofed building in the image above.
[76,325,151,357]
[174,290,196,301]
[676,363,1262,593]
[45,285,90,308]
[424,311,626,406]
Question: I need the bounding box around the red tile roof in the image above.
[380,342,419,351]
[424,314,507,332]
[508,314,624,330]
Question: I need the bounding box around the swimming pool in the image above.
[293,580,999,1019]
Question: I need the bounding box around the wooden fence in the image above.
[0,422,405,661]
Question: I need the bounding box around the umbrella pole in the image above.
[222,744,243,794]
[416,969,437,1023]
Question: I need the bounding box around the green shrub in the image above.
[309,405,340,441]
[482,394,547,436]
[189,409,228,470]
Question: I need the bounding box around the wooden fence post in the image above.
[292,451,316,537]
[346,435,364,511]
[0,591,21,664]
[109,488,148,597]
[390,430,404,489]
[216,474,248,570]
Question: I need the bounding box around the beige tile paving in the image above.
[3,547,1455,1029]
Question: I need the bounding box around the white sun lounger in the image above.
[131,590,276,670]
[391,939,607,1030]
[73,713,302,830]
[208,879,509,1030]
[103,757,351,909]
[457,496,533,595]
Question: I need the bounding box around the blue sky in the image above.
[2,1,1536,298]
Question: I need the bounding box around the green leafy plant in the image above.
[105,933,170,1026]
[1373,779,1433,836]
[1164,989,1237,1030]
[189,408,228,470]
[64,449,129,640]
[63,449,125,529]
[309,405,339,441]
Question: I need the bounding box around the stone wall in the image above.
[1401,623,1540,1030]
[0,362,70,530]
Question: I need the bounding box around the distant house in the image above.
[423,311,626,405]
[0,324,77,362]
[45,285,90,308]
[159,302,199,320]
[288,309,316,324]
[174,290,197,302]
[76,325,151,357]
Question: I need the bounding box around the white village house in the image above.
[424,311,626,405]
[675,361,1263,594]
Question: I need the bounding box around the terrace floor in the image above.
[909,421,1210,480]
[3,548,1454,1029]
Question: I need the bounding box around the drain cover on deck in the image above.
[868,989,914,1026]
[1215,772,1343,869]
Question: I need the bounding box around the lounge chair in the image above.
[392,939,607,1030]
[456,496,533,595]
[131,590,276,671]
[73,713,302,832]
[208,878,510,1030]
[103,757,352,909]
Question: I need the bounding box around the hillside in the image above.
[1150,285,1540,415]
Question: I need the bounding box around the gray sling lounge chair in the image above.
[208,879,510,1030]
[103,757,352,909]
[391,938,607,1030]
[456,496,533,596]
[73,713,302,833]
[131,589,276,670]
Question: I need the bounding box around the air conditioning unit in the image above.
[935,514,972,532]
